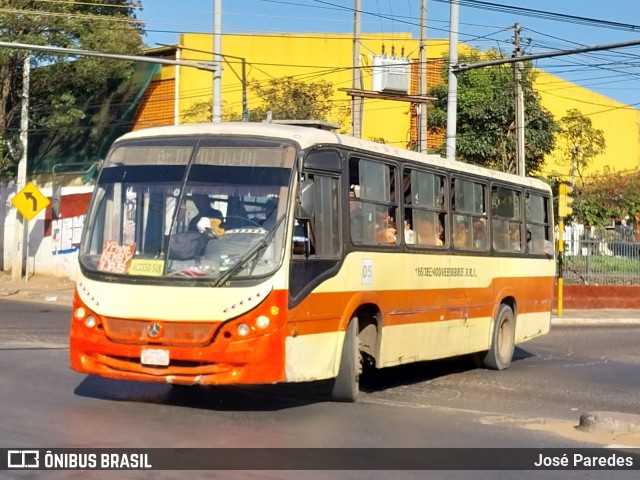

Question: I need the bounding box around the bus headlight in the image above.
[237,323,250,336]
[74,307,86,320]
[85,315,97,328]
[256,316,270,329]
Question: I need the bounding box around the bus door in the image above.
[288,149,343,313]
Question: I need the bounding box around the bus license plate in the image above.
[141,348,170,366]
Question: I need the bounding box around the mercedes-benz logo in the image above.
[147,323,162,338]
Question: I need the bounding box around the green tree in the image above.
[0,0,143,178]
[249,77,336,120]
[181,101,248,123]
[579,169,640,227]
[427,49,558,175]
[182,77,349,128]
[557,109,606,185]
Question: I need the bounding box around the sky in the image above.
[136,0,640,108]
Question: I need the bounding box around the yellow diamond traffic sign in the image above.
[11,182,51,221]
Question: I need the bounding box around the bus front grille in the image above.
[102,317,220,346]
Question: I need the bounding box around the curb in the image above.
[578,411,640,433]
[0,288,20,297]
[4,290,640,321]
[552,317,640,326]
[0,290,74,306]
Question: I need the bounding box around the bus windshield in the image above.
[79,136,297,283]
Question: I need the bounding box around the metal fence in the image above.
[562,225,640,285]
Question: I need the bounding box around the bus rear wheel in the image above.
[331,318,361,402]
[483,304,515,370]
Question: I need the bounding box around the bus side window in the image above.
[404,168,446,247]
[349,157,398,245]
[452,177,487,250]
[491,186,523,253]
[525,192,553,255]
[294,174,341,258]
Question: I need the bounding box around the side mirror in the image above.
[295,179,314,220]
[51,184,62,220]
[292,234,310,256]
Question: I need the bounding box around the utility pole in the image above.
[449,33,640,175]
[513,23,525,176]
[174,48,181,125]
[418,0,428,153]
[351,0,363,138]
[570,144,578,187]
[12,56,29,282]
[168,42,248,120]
[343,0,433,135]
[212,0,223,123]
[0,43,219,281]
[241,58,248,121]
[445,0,459,160]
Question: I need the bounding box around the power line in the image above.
[0,6,143,24]
[431,0,640,33]
[0,41,217,71]
[454,38,640,72]
[33,0,134,11]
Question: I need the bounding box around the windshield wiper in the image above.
[212,215,286,287]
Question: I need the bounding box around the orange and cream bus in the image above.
[70,122,555,402]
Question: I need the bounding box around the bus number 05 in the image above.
[361,260,373,285]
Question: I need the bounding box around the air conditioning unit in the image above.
[371,55,410,94]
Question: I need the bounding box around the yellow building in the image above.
[534,70,640,176]
[135,33,640,177]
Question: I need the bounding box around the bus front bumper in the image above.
[69,329,286,386]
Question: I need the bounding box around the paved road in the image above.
[1,299,639,479]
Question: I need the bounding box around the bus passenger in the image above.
[375,211,396,243]
[526,229,555,256]
[473,217,488,248]
[415,215,440,246]
[509,224,522,251]
[386,218,397,243]
[189,195,224,232]
[544,239,555,256]
[404,217,415,245]
[453,217,470,248]
[349,188,365,242]
[438,215,445,245]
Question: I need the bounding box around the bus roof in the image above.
[118,122,551,192]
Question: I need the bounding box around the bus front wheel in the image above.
[331,318,361,402]
[483,304,515,370]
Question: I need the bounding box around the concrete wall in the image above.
[555,285,640,309]
[1,179,93,280]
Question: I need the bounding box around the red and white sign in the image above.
[97,240,136,274]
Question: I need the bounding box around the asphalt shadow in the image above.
[73,347,535,410]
